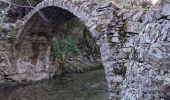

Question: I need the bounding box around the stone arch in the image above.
[18,0,114,38]
[11,0,118,100]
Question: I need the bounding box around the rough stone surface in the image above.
[0,0,170,100]
[126,21,144,34]
[121,1,170,99]
[162,4,170,16]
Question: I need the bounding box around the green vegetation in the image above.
[7,30,17,42]
[7,26,19,42]
[113,65,127,77]
[28,0,39,4]
[95,24,103,32]
[51,36,80,61]
[62,37,80,55]
[55,63,103,75]
[106,34,112,43]
[62,18,86,34]
[51,36,82,75]
[118,21,127,44]
[51,18,101,74]
[0,24,18,43]
[51,37,61,60]
[51,36,81,75]
[0,25,2,32]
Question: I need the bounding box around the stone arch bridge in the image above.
[16,1,119,99]
[1,0,170,100]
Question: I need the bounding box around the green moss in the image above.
[95,24,103,32]
[87,63,103,70]
[113,65,127,77]
[118,21,128,44]
[55,62,103,75]
[112,9,120,16]
[106,34,116,48]
[109,43,115,48]
[62,18,85,34]
[7,29,17,43]
[106,34,112,43]
[0,25,2,32]
[0,24,6,33]
[4,24,20,43]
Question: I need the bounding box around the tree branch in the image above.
[0,0,49,22]
[26,0,49,22]
[0,0,33,8]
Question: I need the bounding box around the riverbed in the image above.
[0,70,109,100]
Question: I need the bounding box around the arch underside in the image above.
[11,1,116,100]
[20,6,76,36]
[12,6,86,82]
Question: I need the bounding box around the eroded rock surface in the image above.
[122,1,170,99]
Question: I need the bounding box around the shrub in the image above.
[51,36,80,61]
[51,37,61,60]
[61,37,80,56]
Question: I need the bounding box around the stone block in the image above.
[132,11,144,22]
[111,36,120,43]
[162,4,170,16]
[126,21,144,34]
[117,51,128,59]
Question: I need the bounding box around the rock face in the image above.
[121,1,170,99]
[0,0,170,100]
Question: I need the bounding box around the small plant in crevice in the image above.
[6,26,19,43]
[113,65,127,77]
[118,21,128,44]
[95,24,103,33]
[8,31,17,42]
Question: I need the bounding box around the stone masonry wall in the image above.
[99,0,170,99]
[121,1,170,99]
[0,23,18,83]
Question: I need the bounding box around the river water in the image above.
[0,70,109,100]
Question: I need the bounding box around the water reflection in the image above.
[0,70,108,100]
